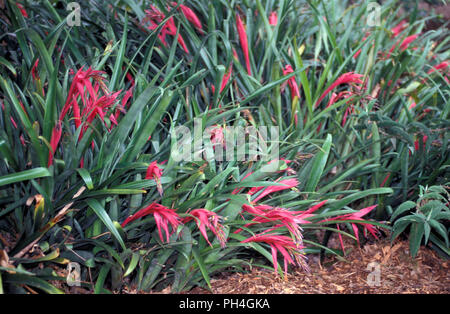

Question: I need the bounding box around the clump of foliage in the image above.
[391,185,449,258]
[0,0,448,293]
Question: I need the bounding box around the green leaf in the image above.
[3,274,63,294]
[86,199,126,251]
[409,222,424,258]
[123,253,140,278]
[94,264,112,294]
[391,201,416,222]
[192,247,211,290]
[76,168,94,190]
[305,134,332,193]
[0,168,51,188]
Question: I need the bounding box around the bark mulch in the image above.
[188,238,449,294]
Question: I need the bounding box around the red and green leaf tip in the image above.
[315,72,364,108]
[236,14,252,76]
[282,65,301,100]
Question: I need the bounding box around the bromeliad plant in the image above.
[391,185,450,258]
[0,0,448,293]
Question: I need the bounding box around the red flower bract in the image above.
[183,209,227,248]
[315,72,363,108]
[145,161,164,195]
[143,5,190,53]
[391,20,408,37]
[171,2,203,33]
[236,14,251,76]
[248,178,298,202]
[121,203,181,243]
[16,3,28,18]
[269,11,278,26]
[321,205,379,253]
[241,232,308,275]
[282,65,301,100]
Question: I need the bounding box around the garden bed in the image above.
[186,238,449,294]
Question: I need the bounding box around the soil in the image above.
[186,237,449,294]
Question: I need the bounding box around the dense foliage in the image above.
[0,0,448,293]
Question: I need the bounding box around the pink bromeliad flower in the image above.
[425,61,450,84]
[268,11,278,26]
[391,20,408,37]
[321,205,379,253]
[16,3,28,18]
[49,67,106,166]
[145,161,164,196]
[220,65,233,93]
[48,67,127,166]
[170,2,203,33]
[292,200,328,222]
[414,135,428,152]
[248,178,299,203]
[282,65,301,100]
[183,209,227,248]
[121,203,181,243]
[241,232,308,275]
[236,205,304,243]
[31,59,40,82]
[386,34,419,58]
[211,65,233,95]
[236,14,252,76]
[144,5,190,53]
[315,72,363,108]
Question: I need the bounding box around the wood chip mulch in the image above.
[188,238,449,294]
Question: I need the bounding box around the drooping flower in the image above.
[48,121,62,167]
[16,3,28,18]
[220,66,233,93]
[315,72,363,108]
[143,5,190,54]
[47,66,126,166]
[31,59,40,82]
[236,14,252,76]
[171,2,204,33]
[391,20,408,37]
[321,205,379,252]
[425,61,450,84]
[241,232,308,275]
[282,65,301,100]
[248,178,299,202]
[268,11,278,26]
[399,34,419,51]
[183,209,227,248]
[414,135,428,152]
[386,34,419,58]
[237,206,304,243]
[293,200,328,222]
[145,161,164,195]
[121,203,181,243]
